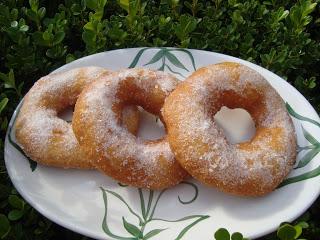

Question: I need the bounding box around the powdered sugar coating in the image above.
[14,67,139,169]
[162,62,297,196]
[72,68,187,189]
[17,67,107,146]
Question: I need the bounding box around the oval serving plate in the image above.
[5,48,320,240]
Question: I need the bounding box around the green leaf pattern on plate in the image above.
[279,103,320,187]
[100,183,209,240]
[129,47,196,78]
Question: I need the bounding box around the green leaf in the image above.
[152,216,210,240]
[294,225,302,239]
[98,0,108,9]
[175,215,209,240]
[295,148,319,169]
[0,98,8,115]
[104,189,142,223]
[165,51,189,71]
[0,214,10,239]
[119,0,129,13]
[29,0,39,12]
[33,32,49,46]
[214,228,230,240]
[84,21,95,31]
[164,64,185,78]
[66,53,76,63]
[143,228,167,239]
[37,7,46,19]
[42,31,51,41]
[158,63,165,71]
[86,0,99,10]
[8,210,24,221]
[277,224,297,240]
[129,48,149,68]
[231,232,243,240]
[46,46,67,59]
[152,214,209,223]
[286,103,320,128]
[82,29,96,46]
[92,10,103,20]
[100,188,136,240]
[122,217,141,237]
[145,190,154,220]
[19,25,29,32]
[53,32,65,45]
[296,221,309,229]
[8,69,15,87]
[279,10,289,21]
[3,69,16,90]
[148,189,166,220]
[232,10,244,24]
[169,48,197,71]
[138,189,146,220]
[175,15,197,41]
[301,126,319,145]
[279,164,320,188]
[8,195,24,210]
[144,49,165,66]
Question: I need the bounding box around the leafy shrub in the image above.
[0,0,319,239]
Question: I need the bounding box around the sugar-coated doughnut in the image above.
[162,62,297,196]
[15,67,139,169]
[72,68,187,189]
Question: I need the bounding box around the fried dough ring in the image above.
[72,68,187,189]
[15,67,139,169]
[162,62,297,196]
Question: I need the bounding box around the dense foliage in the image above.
[0,0,319,239]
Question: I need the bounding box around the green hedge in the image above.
[0,0,319,239]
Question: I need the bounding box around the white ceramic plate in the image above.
[5,48,320,240]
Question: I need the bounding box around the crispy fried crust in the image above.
[15,67,139,169]
[72,68,187,189]
[162,62,297,196]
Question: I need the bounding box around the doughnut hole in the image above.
[214,106,256,144]
[162,62,297,196]
[114,77,170,143]
[58,106,74,122]
[136,107,166,141]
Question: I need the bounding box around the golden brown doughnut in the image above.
[162,62,297,196]
[72,68,187,189]
[15,67,139,169]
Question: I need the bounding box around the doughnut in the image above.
[72,68,188,189]
[15,67,139,169]
[162,62,297,196]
